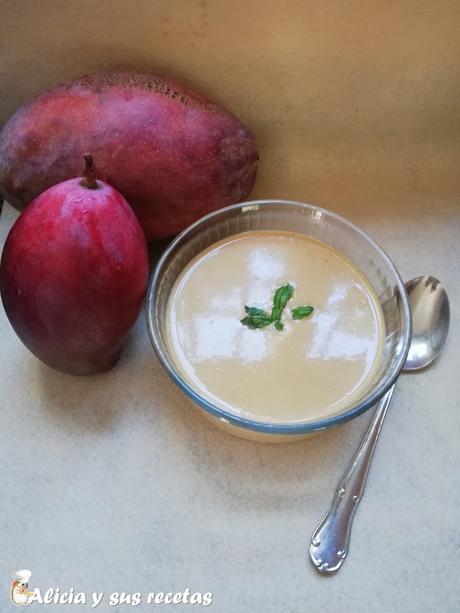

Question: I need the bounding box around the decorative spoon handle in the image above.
[309,385,395,574]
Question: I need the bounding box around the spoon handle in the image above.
[309,385,395,574]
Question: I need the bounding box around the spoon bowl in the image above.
[404,276,450,371]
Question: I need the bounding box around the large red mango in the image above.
[0,155,149,375]
[0,72,258,240]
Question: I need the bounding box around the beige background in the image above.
[1,0,459,214]
[1,2,459,612]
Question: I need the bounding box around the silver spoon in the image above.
[309,276,450,574]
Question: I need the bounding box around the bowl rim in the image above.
[146,199,412,435]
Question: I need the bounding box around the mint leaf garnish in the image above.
[292,305,314,320]
[240,313,272,329]
[244,306,268,317]
[241,284,314,331]
[271,284,294,323]
[241,305,272,328]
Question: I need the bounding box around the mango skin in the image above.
[0,72,258,240]
[0,178,149,375]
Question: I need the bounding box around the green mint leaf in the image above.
[241,314,273,329]
[242,283,312,332]
[292,305,314,320]
[271,283,294,329]
[244,306,269,317]
[273,284,294,311]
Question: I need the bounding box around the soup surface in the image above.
[165,231,384,422]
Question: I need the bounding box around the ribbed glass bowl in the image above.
[146,200,411,441]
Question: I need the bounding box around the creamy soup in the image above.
[165,231,384,422]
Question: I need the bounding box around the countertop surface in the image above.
[1,1,460,611]
[1,186,459,612]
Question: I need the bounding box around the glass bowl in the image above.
[146,200,411,442]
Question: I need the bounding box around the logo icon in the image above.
[10,570,33,606]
